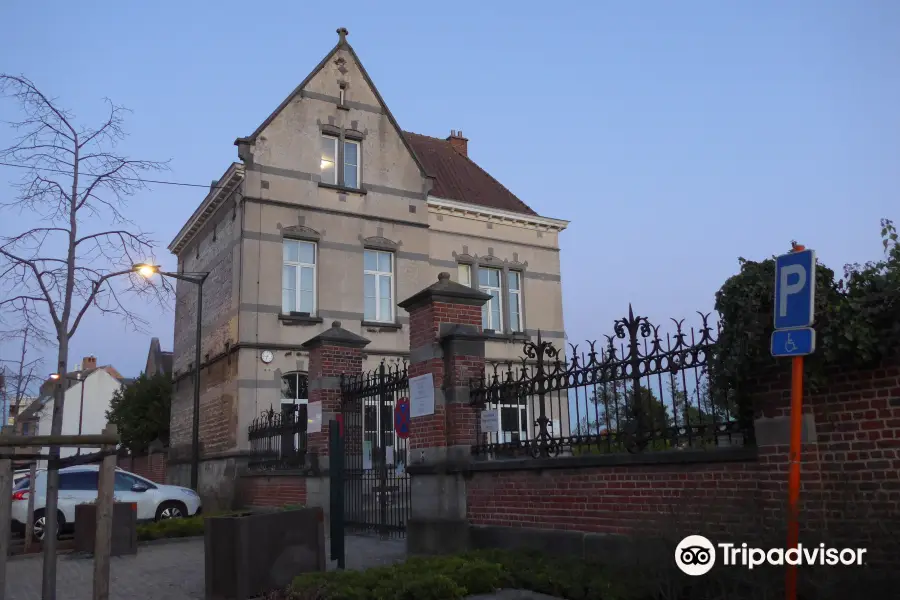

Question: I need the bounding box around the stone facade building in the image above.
[166,28,569,503]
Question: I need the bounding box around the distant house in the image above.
[145,337,173,377]
[15,355,131,464]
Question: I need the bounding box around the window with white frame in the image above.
[320,135,361,189]
[343,139,360,188]
[282,240,316,315]
[280,372,308,457]
[508,271,523,332]
[479,268,503,331]
[500,403,528,444]
[457,264,471,287]
[364,250,394,322]
[320,136,338,184]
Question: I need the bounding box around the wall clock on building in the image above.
[260,350,274,364]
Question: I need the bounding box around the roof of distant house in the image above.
[403,132,537,216]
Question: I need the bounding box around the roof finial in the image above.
[337,27,349,45]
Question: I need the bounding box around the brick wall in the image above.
[238,474,307,508]
[170,353,238,453]
[117,453,168,484]
[172,204,238,375]
[465,356,900,560]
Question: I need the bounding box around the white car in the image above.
[12,470,30,487]
[11,465,202,540]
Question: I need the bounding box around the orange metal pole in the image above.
[785,242,805,600]
[785,355,803,600]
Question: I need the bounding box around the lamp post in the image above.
[134,263,209,490]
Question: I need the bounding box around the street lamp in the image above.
[134,262,210,491]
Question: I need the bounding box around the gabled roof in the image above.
[403,132,537,216]
[236,28,431,183]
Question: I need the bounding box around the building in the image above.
[18,356,130,462]
[166,28,569,500]
[145,337,174,377]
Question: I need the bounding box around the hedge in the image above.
[136,505,308,542]
[284,549,639,600]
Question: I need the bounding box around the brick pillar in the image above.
[398,272,490,554]
[302,320,370,467]
[299,320,369,534]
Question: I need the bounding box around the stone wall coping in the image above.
[407,446,758,475]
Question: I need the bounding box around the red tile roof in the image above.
[403,132,537,216]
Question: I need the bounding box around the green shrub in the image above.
[135,506,305,542]
[136,514,205,541]
[286,549,629,600]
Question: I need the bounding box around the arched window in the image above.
[279,372,308,461]
[280,372,308,405]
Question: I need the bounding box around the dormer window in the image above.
[320,134,361,189]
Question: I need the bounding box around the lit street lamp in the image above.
[134,263,209,491]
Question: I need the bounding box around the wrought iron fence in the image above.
[340,361,411,537]
[470,306,751,459]
[247,404,308,471]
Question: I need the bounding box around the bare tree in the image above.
[0,74,171,592]
[0,301,49,421]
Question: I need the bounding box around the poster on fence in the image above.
[306,401,322,433]
[409,373,435,418]
[362,440,373,470]
[480,409,499,433]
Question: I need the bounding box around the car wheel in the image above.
[33,509,63,542]
[155,501,188,521]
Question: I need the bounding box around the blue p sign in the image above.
[774,249,816,330]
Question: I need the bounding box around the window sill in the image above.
[318,182,367,196]
[337,104,350,111]
[362,321,402,331]
[482,331,529,342]
[279,314,324,326]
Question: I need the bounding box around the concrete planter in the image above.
[204,507,326,600]
[73,502,138,556]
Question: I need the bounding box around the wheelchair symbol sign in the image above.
[771,327,815,357]
[784,333,798,353]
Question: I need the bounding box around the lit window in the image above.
[508,271,523,332]
[320,136,338,185]
[478,268,502,331]
[364,250,394,322]
[282,240,316,315]
[320,135,361,189]
[457,264,471,286]
[343,140,360,189]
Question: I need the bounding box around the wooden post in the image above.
[93,424,117,600]
[0,425,13,600]
[24,462,37,553]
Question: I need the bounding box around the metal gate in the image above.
[338,361,411,538]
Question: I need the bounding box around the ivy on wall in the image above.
[711,218,899,400]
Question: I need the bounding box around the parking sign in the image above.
[774,249,816,330]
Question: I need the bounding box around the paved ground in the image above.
[4,535,407,600]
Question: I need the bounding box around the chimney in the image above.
[446,129,468,157]
[81,355,97,371]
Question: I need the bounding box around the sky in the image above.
[0,0,898,387]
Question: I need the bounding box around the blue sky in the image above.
[0,0,897,382]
